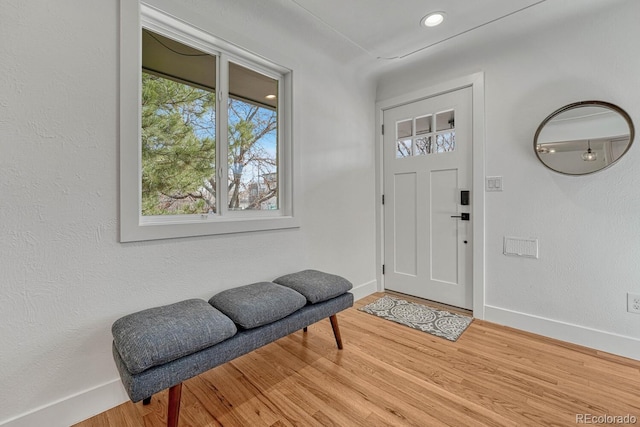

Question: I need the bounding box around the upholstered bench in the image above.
[112,270,353,427]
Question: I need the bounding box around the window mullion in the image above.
[217,54,230,215]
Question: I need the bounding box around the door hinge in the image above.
[381,124,384,135]
[382,264,385,275]
[382,194,385,205]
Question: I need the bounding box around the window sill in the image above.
[120,215,300,242]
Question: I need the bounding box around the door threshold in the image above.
[385,290,472,317]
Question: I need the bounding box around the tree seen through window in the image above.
[141,72,278,215]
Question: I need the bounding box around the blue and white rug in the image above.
[359,295,473,342]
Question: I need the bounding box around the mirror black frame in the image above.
[533,100,635,175]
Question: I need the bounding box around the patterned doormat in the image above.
[359,295,473,342]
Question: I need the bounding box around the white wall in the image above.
[4,0,640,424]
[0,1,377,425]
[377,0,640,357]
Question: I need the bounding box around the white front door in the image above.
[383,87,473,309]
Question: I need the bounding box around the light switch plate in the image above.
[628,293,640,314]
[486,176,503,192]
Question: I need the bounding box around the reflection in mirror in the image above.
[534,101,634,175]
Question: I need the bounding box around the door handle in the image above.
[450,213,470,221]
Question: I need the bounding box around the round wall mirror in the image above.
[534,101,634,175]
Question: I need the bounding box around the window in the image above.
[227,62,279,212]
[141,29,218,216]
[395,110,456,158]
[120,4,296,242]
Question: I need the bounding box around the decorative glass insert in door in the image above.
[395,110,455,158]
[435,110,455,153]
[396,119,413,158]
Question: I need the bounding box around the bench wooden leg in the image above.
[167,383,183,427]
[329,315,343,349]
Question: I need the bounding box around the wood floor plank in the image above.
[81,412,110,427]
[75,292,640,427]
[234,348,367,426]
[287,321,522,426]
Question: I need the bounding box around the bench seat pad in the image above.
[112,299,237,375]
[210,282,307,329]
[273,270,353,304]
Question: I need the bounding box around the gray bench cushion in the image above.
[209,282,307,329]
[273,270,353,304]
[112,299,237,375]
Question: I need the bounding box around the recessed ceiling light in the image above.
[421,12,445,28]
[265,94,277,100]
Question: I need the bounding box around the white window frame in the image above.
[120,2,297,242]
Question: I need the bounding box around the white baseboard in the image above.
[484,305,640,361]
[0,379,128,427]
[351,279,378,301]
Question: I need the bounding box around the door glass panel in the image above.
[396,110,457,157]
[436,110,455,131]
[415,137,432,155]
[435,132,456,153]
[396,139,412,158]
[416,115,432,135]
[397,119,413,139]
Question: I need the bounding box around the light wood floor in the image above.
[75,292,640,426]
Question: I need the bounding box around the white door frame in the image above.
[375,72,486,319]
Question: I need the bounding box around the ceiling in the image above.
[289,0,546,59]
[142,0,616,104]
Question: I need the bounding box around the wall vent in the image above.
[503,236,538,258]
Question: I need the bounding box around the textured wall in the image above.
[0,0,376,424]
[377,0,640,344]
